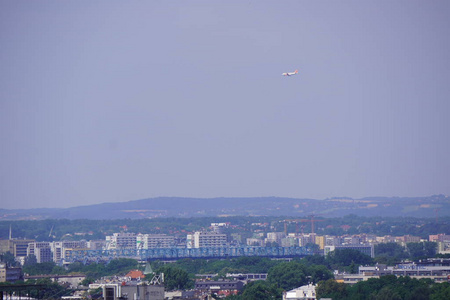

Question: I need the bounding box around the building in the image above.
[211,222,230,233]
[99,283,164,300]
[0,263,22,283]
[189,232,227,248]
[266,232,286,245]
[336,260,450,284]
[27,242,52,263]
[281,237,298,247]
[51,241,88,262]
[87,240,107,250]
[25,274,86,288]
[195,280,244,296]
[0,239,35,258]
[226,273,267,281]
[283,284,316,300]
[246,238,264,247]
[125,270,146,281]
[314,236,325,250]
[106,233,137,250]
[137,234,176,249]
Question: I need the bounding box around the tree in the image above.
[375,242,407,264]
[376,286,402,300]
[24,255,37,267]
[240,280,281,300]
[316,279,348,300]
[430,282,450,300]
[23,261,56,276]
[326,248,373,271]
[0,252,19,267]
[423,241,437,257]
[28,278,72,300]
[406,242,436,259]
[155,264,193,291]
[105,258,139,275]
[267,261,307,291]
[308,265,334,283]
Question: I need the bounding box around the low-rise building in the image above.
[195,280,244,296]
[25,274,86,289]
[96,283,164,300]
[283,284,316,300]
[0,263,22,283]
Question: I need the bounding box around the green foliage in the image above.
[308,264,334,283]
[81,277,95,286]
[24,254,37,266]
[27,278,72,299]
[430,282,450,300]
[337,276,435,300]
[267,261,308,291]
[105,258,139,275]
[407,242,437,259]
[316,279,348,299]
[23,261,57,275]
[155,264,193,291]
[0,251,19,267]
[163,257,280,277]
[374,242,408,264]
[326,249,374,273]
[240,280,282,300]
[316,276,446,300]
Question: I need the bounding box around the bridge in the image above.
[65,246,314,263]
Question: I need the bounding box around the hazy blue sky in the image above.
[1,1,449,209]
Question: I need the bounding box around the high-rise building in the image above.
[106,233,137,250]
[190,232,227,248]
[27,242,52,263]
[137,234,176,249]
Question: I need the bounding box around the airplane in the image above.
[282,69,299,76]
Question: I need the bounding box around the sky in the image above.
[1,1,449,209]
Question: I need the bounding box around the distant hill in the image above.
[0,195,448,220]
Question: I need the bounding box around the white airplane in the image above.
[282,69,299,76]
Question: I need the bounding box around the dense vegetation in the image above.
[374,242,438,265]
[317,276,450,300]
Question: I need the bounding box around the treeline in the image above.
[1,215,450,241]
[316,276,450,300]
[375,242,438,265]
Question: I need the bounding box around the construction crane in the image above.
[283,219,305,235]
[300,215,324,235]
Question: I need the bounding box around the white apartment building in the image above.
[188,232,227,248]
[137,234,176,249]
[106,233,137,250]
[266,232,286,245]
[51,240,88,262]
[28,242,52,263]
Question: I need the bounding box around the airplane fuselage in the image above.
[282,69,299,76]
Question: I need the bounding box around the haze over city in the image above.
[1,1,449,210]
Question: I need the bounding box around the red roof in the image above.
[126,270,145,279]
